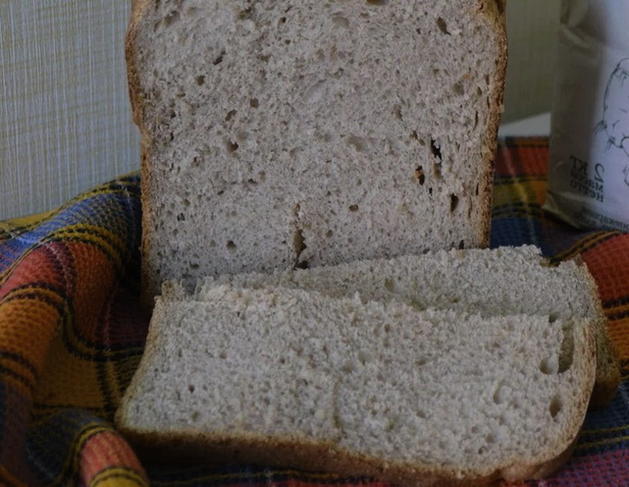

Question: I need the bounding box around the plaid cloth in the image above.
[0,137,627,486]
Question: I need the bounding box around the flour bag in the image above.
[546,0,629,232]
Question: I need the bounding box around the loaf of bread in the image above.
[164,245,617,406]
[117,285,596,486]
[127,0,507,297]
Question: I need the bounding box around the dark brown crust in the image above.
[476,0,508,248]
[116,426,581,487]
[570,256,621,408]
[126,0,160,307]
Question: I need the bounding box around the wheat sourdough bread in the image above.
[117,285,596,486]
[127,0,507,298]
[163,245,618,406]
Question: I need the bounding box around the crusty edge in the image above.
[570,255,621,408]
[476,0,508,248]
[126,0,161,307]
[114,423,585,487]
[116,300,596,486]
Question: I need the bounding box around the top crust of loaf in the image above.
[127,0,507,299]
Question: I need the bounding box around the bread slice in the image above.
[117,285,596,485]
[127,0,507,298]
[170,246,618,406]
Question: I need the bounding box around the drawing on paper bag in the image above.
[595,58,629,187]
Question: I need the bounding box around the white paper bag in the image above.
[546,0,629,232]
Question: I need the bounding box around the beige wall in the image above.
[0,0,560,220]
[503,0,560,122]
[0,0,139,220]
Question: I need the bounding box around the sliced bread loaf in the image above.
[127,0,507,297]
[117,285,596,485]
[167,246,618,406]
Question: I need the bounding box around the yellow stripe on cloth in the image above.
[493,177,547,207]
[48,225,126,273]
[89,467,148,487]
[576,435,629,451]
[0,210,57,239]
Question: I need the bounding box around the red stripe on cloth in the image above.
[531,449,629,486]
[495,137,549,177]
[79,430,148,487]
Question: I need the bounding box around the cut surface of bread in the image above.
[117,285,596,485]
[127,0,507,297]
[167,245,618,405]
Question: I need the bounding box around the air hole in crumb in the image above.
[326,230,333,238]
[332,15,350,28]
[347,135,366,152]
[475,183,480,196]
[430,138,442,161]
[195,75,205,86]
[190,263,199,270]
[493,384,507,404]
[226,240,237,251]
[549,313,559,323]
[473,111,479,129]
[258,171,266,182]
[485,434,496,444]
[250,98,259,108]
[349,204,359,212]
[384,278,395,292]
[358,350,371,364]
[453,81,464,95]
[450,194,459,213]
[458,240,465,249]
[226,141,239,153]
[296,260,309,270]
[393,105,403,120]
[176,213,185,221]
[225,109,237,122]
[164,10,180,27]
[415,166,425,185]
[539,358,556,375]
[433,163,442,180]
[293,225,307,268]
[366,0,388,5]
[436,17,450,35]
[213,51,225,65]
[428,187,433,197]
[188,384,195,393]
[219,351,227,359]
[191,411,200,421]
[558,325,575,373]
[549,395,562,418]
